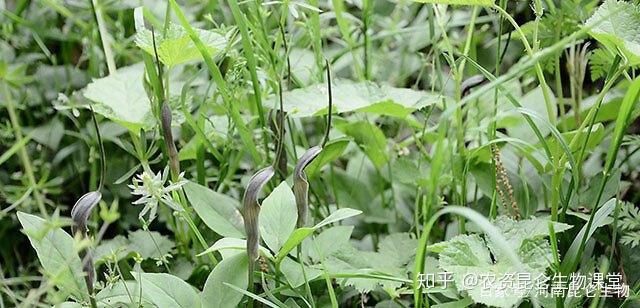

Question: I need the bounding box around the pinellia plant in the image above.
[5,0,640,307]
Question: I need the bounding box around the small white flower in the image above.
[129,168,187,223]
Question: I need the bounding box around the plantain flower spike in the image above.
[242,166,275,262]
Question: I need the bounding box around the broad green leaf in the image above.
[135,22,227,67]
[304,225,353,262]
[546,123,605,159]
[184,181,245,238]
[561,198,617,273]
[585,0,640,66]
[133,272,199,308]
[377,233,418,267]
[83,63,152,131]
[17,212,89,302]
[280,257,322,288]
[201,253,249,308]
[94,235,130,263]
[433,215,569,307]
[487,216,572,257]
[314,208,362,229]
[304,138,350,177]
[128,230,174,260]
[437,234,542,308]
[337,121,388,168]
[506,86,556,141]
[265,79,446,118]
[320,233,416,293]
[83,63,185,132]
[96,281,153,307]
[275,208,362,263]
[410,0,493,6]
[259,182,298,253]
[198,237,273,260]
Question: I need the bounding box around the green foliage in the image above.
[433,216,570,307]
[259,182,298,252]
[135,23,227,68]
[17,212,89,302]
[184,181,245,238]
[410,0,494,6]
[585,0,640,66]
[619,202,640,247]
[5,0,640,307]
[201,253,249,308]
[82,64,188,132]
[128,230,175,260]
[267,80,446,118]
[133,272,200,308]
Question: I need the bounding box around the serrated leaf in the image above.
[133,272,199,308]
[184,181,245,238]
[259,182,298,253]
[128,230,174,260]
[265,79,446,118]
[585,0,640,66]
[94,235,130,263]
[83,64,153,131]
[17,212,89,302]
[488,216,572,253]
[378,233,418,267]
[437,234,541,308]
[436,216,569,307]
[135,22,227,67]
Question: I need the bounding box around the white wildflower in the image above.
[129,168,187,223]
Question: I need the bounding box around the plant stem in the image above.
[1,82,47,217]
[90,0,116,75]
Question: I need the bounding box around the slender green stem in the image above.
[492,4,555,125]
[1,82,47,217]
[90,0,116,75]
